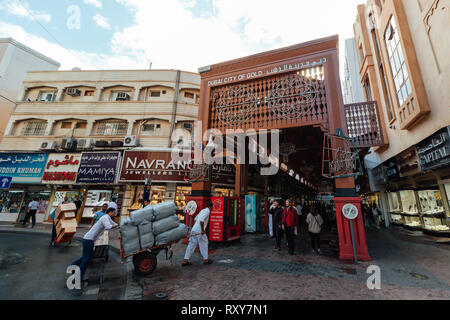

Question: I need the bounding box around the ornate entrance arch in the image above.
[189,35,376,261]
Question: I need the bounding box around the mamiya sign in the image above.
[417,127,450,171]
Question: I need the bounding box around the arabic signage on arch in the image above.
[206,57,328,87]
[41,153,82,184]
[76,152,121,184]
[416,126,450,171]
[0,153,48,184]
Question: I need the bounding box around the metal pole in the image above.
[349,219,358,263]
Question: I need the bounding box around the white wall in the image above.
[0,39,60,140]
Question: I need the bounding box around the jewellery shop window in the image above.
[0,190,24,214]
[176,186,191,211]
[444,183,450,218]
[149,186,166,206]
[399,190,422,228]
[387,192,403,225]
[418,189,449,232]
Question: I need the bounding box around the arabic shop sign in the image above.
[0,153,48,184]
[42,153,82,184]
[417,127,450,171]
[76,152,121,184]
[207,57,327,87]
[383,157,400,181]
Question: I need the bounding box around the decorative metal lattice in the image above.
[209,68,328,131]
[322,129,364,179]
[344,101,384,148]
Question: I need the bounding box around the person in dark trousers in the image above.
[23,198,39,228]
[70,208,118,281]
[306,205,324,255]
[271,200,284,251]
[282,200,298,255]
[74,196,83,220]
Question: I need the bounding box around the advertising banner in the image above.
[76,152,120,184]
[0,153,48,184]
[209,197,224,242]
[41,153,82,185]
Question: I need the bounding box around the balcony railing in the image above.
[344,101,385,148]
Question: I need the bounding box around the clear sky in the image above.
[0,0,365,76]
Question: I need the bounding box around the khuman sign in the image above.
[42,154,82,184]
[209,197,225,242]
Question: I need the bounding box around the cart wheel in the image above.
[133,252,157,276]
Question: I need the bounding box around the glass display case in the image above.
[444,183,450,218]
[387,192,404,225]
[399,190,422,229]
[175,186,191,211]
[418,189,449,233]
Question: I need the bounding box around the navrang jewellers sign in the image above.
[417,127,450,171]
[207,57,328,87]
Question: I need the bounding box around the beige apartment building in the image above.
[354,0,450,235]
[0,69,201,224]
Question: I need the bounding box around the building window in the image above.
[385,17,412,107]
[184,92,195,99]
[95,121,128,136]
[142,123,161,135]
[39,91,57,102]
[150,91,161,97]
[84,90,95,96]
[364,76,373,101]
[61,122,72,129]
[75,122,87,129]
[370,13,394,121]
[21,121,47,136]
[110,91,131,101]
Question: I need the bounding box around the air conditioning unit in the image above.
[124,136,139,147]
[95,140,109,148]
[182,123,193,131]
[116,92,130,101]
[61,138,78,151]
[77,139,94,150]
[66,88,81,96]
[40,141,57,151]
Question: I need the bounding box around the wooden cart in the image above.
[120,237,180,276]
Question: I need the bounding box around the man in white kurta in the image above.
[182,203,213,266]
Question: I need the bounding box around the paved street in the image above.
[0,228,128,300]
[1,224,450,300]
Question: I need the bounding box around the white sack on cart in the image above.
[138,220,154,249]
[120,224,140,255]
[152,215,180,235]
[131,206,154,225]
[152,201,177,222]
[120,217,132,226]
[155,223,188,246]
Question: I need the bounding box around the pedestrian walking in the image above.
[372,203,381,229]
[182,202,213,266]
[306,205,323,255]
[268,199,275,238]
[294,200,302,235]
[70,208,118,281]
[23,198,39,228]
[74,196,83,220]
[272,201,284,251]
[282,200,298,255]
[90,203,108,228]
